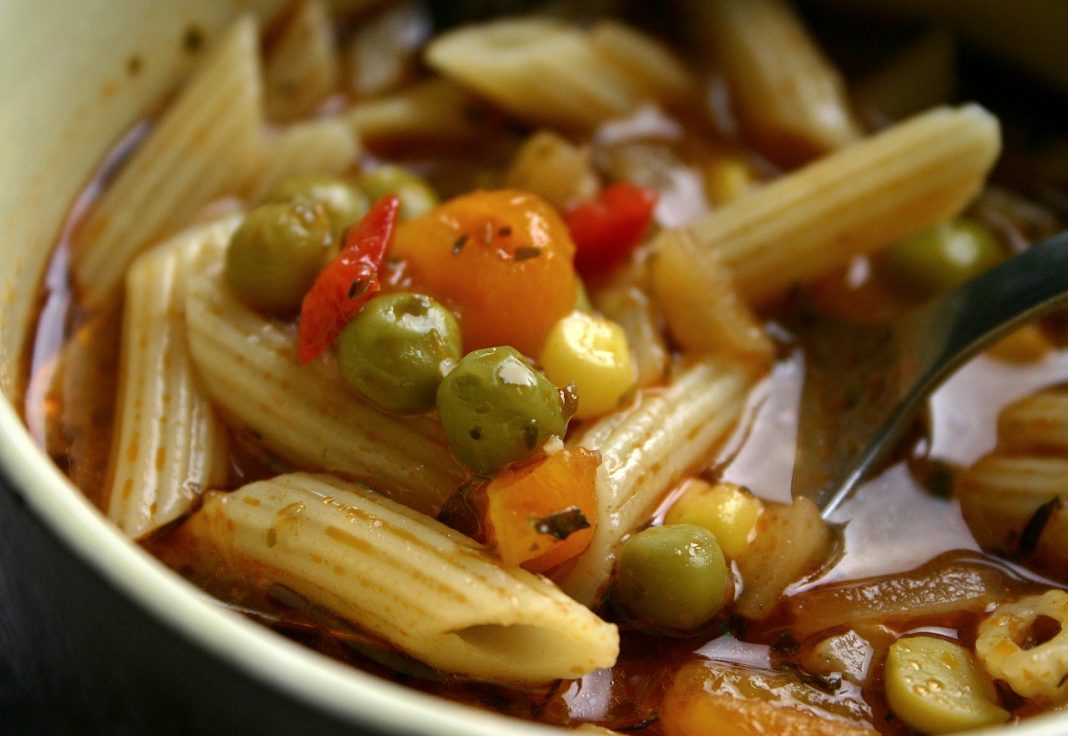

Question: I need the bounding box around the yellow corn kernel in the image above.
[704,155,754,206]
[885,636,1009,735]
[539,311,636,420]
[663,479,763,558]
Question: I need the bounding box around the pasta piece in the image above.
[976,590,1068,701]
[176,473,619,683]
[104,218,236,538]
[264,0,340,122]
[854,30,957,124]
[504,131,599,211]
[73,16,266,306]
[344,1,430,98]
[557,357,755,605]
[787,555,1013,637]
[996,389,1068,454]
[348,78,483,143]
[587,21,695,106]
[185,268,466,516]
[694,0,861,164]
[249,117,360,201]
[735,497,833,620]
[425,18,692,129]
[957,454,1068,580]
[689,105,1001,305]
[650,228,773,365]
[592,285,668,390]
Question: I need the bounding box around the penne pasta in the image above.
[425,18,693,130]
[650,228,774,365]
[347,78,484,143]
[694,0,861,164]
[249,117,360,201]
[175,472,619,683]
[73,16,266,307]
[104,218,236,538]
[264,0,340,122]
[185,267,467,517]
[688,105,1001,305]
[557,356,755,605]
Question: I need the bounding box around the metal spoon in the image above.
[791,230,1068,518]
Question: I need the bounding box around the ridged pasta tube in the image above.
[689,105,1000,305]
[957,454,1068,581]
[264,0,339,122]
[976,590,1068,701]
[557,357,755,605]
[249,118,360,201]
[425,18,693,129]
[694,0,861,164]
[104,218,236,538]
[185,268,467,517]
[177,473,619,683]
[73,16,266,306]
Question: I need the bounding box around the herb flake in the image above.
[533,506,590,541]
[513,246,542,261]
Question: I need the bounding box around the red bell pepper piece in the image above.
[297,195,400,363]
[564,183,658,274]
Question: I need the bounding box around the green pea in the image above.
[225,201,331,314]
[879,218,1005,297]
[337,292,462,414]
[265,174,369,237]
[436,347,567,475]
[614,524,729,630]
[356,165,438,221]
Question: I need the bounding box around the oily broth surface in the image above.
[19,5,1068,734]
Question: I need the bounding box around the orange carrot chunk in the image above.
[483,448,599,573]
[391,189,577,357]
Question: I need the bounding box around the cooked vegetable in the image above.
[538,311,635,420]
[436,346,568,475]
[614,524,729,630]
[355,165,438,221]
[225,200,332,314]
[663,479,762,558]
[482,447,599,572]
[297,194,400,363]
[265,173,369,236]
[878,218,1004,296]
[392,190,577,356]
[336,292,462,413]
[885,636,1009,734]
[564,183,658,275]
[662,660,876,736]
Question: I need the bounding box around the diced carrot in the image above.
[390,189,577,357]
[483,448,599,573]
[661,661,877,736]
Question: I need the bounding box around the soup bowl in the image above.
[0,2,1065,735]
